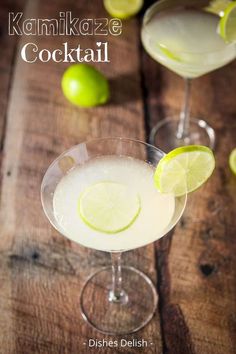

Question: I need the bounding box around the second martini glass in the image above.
[41,138,186,334]
[141,0,236,151]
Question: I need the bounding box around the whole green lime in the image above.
[61,64,110,107]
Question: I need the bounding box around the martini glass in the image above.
[41,137,186,334]
[141,0,236,151]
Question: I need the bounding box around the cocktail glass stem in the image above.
[176,78,192,140]
[109,252,128,304]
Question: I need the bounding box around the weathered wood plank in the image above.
[142,46,236,354]
[0,0,26,154]
[0,0,162,353]
[0,1,26,353]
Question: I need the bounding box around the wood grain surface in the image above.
[142,46,236,354]
[0,0,236,353]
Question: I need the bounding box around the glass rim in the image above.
[40,136,171,208]
[40,136,187,251]
[142,0,236,55]
[41,136,166,181]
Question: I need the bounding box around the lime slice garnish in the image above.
[218,1,236,42]
[103,0,143,19]
[154,146,215,197]
[159,45,183,62]
[229,148,236,174]
[78,182,141,233]
[205,0,231,15]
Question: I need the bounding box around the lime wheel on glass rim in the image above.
[154,145,216,197]
[218,1,236,42]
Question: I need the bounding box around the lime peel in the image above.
[103,0,143,19]
[218,1,236,42]
[61,64,110,107]
[78,181,141,234]
[229,148,236,175]
[154,145,215,197]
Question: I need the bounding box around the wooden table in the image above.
[0,1,236,353]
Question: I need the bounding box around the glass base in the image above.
[150,117,215,152]
[80,266,158,335]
